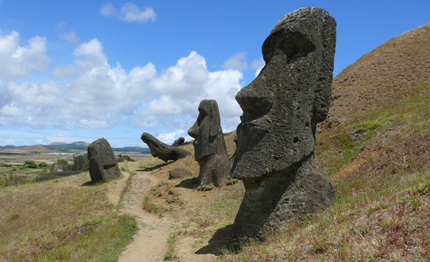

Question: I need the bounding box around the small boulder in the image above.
[168,167,193,179]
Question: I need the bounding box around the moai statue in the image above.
[172,137,185,147]
[231,7,337,240]
[188,100,230,187]
[72,153,89,171]
[88,138,121,182]
[141,132,191,162]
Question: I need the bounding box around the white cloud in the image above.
[57,23,80,44]
[59,32,79,43]
[222,51,248,70]
[0,31,243,145]
[251,57,265,77]
[51,64,76,78]
[156,129,188,145]
[0,31,50,80]
[120,3,156,22]
[150,51,208,99]
[100,3,115,17]
[100,3,156,22]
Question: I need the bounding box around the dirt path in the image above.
[116,163,171,262]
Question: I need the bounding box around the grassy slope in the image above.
[138,23,430,261]
[0,170,138,261]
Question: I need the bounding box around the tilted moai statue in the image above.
[231,7,337,239]
[88,138,121,182]
[141,132,191,162]
[188,100,230,187]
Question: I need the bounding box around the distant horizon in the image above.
[1,1,429,147]
[0,141,146,148]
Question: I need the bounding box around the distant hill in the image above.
[71,141,90,146]
[22,145,55,154]
[0,142,150,154]
[48,142,68,146]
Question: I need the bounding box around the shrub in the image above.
[24,160,37,169]
[38,162,48,168]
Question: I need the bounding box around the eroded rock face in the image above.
[188,100,230,187]
[141,132,191,162]
[231,7,337,239]
[88,138,121,182]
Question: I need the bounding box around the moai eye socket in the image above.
[262,30,316,64]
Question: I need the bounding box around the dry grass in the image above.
[0,172,138,261]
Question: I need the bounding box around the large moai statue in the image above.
[141,132,191,162]
[231,7,337,240]
[188,100,230,187]
[88,138,121,182]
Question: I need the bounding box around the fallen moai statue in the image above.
[141,132,191,162]
[88,138,121,183]
[231,7,337,240]
[188,100,230,187]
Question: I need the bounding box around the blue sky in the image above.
[0,1,429,147]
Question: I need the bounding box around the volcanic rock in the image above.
[87,138,121,182]
[231,7,337,239]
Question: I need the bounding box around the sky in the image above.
[0,1,429,148]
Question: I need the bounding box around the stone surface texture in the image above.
[168,167,193,179]
[188,100,230,187]
[231,7,337,239]
[88,138,121,182]
[141,132,191,162]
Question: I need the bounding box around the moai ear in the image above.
[312,18,336,124]
[209,104,217,138]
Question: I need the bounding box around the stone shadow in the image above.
[137,162,170,172]
[195,224,236,255]
[36,171,83,183]
[175,177,199,189]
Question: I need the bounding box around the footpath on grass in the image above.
[113,161,217,262]
[109,161,171,262]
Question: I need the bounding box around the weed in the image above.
[163,232,178,260]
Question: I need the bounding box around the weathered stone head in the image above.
[231,7,336,239]
[233,7,336,178]
[188,100,230,186]
[88,138,121,183]
[141,132,191,162]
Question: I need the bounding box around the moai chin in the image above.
[231,7,337,240]
[188,100,230,187]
